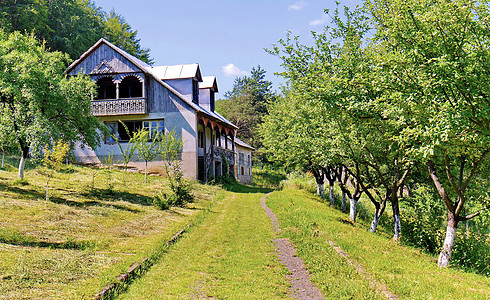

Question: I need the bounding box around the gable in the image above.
[67,43,143,76]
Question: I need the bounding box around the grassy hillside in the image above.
[0,161,221,299]
[266,189,490,299]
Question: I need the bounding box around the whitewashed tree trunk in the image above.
[438,212,458,267]
[18,155,26,179]
[349,198,358,222]
[329,183,335,207]
[370,212,381,233]
[392,199,401,240]
[317,183,325,200]
[370,201,386,233]
[1,150,4,168]
[144,161,148,183]
[341,192,347,212]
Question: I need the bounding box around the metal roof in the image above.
[150,64,203,81]
[199,76,218,92]
[235,137,255,150]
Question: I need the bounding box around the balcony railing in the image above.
[91,98,147,116]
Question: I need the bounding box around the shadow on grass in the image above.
[81,188,155,207]
[0,235,101,250]
[48,196,141,213]
[222,182,274,194]
[0,181,43,199]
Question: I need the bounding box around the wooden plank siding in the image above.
[68,44,141,75]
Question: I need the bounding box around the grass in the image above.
[252,167,286,188]
[120,189,290,299]
[267,188,490,299]
[0,161,221,299]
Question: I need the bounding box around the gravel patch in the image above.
[261,195,324,300]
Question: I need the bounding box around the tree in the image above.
[0,0,152,63]
[216,66,275,162]
[114,121,138,187]
[157,130,192,207]
[134,128,159,183]
[0,30,104,179]
[42,140,69,200]
[365,0,490,267]
[103,10,153,64]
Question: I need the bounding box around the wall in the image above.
[235,146,253,185]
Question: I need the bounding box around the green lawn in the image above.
[120,190,290,299]
[266,189,490,299]
[0,163,220,299]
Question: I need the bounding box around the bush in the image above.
[252,167,286,187]
[279,172,317,194]
[452,232,490,276]
[401,185,446,253]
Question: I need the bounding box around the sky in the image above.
[94,0,361,97]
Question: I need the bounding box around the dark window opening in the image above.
[192,79,199,104]
[210,92,215,111]
[198,131,205,148]
[96,77,116,100]
[105,121,142,143]
[119,76,143,98]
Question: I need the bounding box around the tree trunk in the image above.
[369,201,385,233]
[46,172,53,200]
[349,197,358,222]
[18,147,29,180]
[329,182,335,207]
[317,183,325,200]
[1,150,4,168]
[341,192,347,212]
[144,161,148,183]
[392,198,401,241]
[438,212,459,267]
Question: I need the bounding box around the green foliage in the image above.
[114,120,138,187]
[216,66,275,163]
[401,185,446,253]
[265,0,490,267]
[0,0,152,63]
[42,141,70,172]
[156,130,193,209]
[42,140,70,200]
[0,30,104,179]
[252,167,286,188]
[134,128,159,183]
[103,10,153,64]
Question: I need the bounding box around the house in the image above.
[235,138,254,185]
[65,38,253,183]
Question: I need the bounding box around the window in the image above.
[198,131,205,148]
[215,129,220,146]
[105,122,118,144]
[119,76,142,98]
[105,121,142,143]
[96,77,116,100]
[239,152,244,166]
[247,155,251,167]
[192,79,199,104]
[143,119,164,140]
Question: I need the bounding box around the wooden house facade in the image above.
[66,38,250,182]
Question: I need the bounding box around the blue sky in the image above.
[94,0,361,97]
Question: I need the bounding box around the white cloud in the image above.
[288,1,309,11]
[309,15,328,27]
[222,63,247,77]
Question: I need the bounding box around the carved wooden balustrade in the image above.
[91,98,147,116]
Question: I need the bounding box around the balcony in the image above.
[212,146,235,165]
[91,98,147,116]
